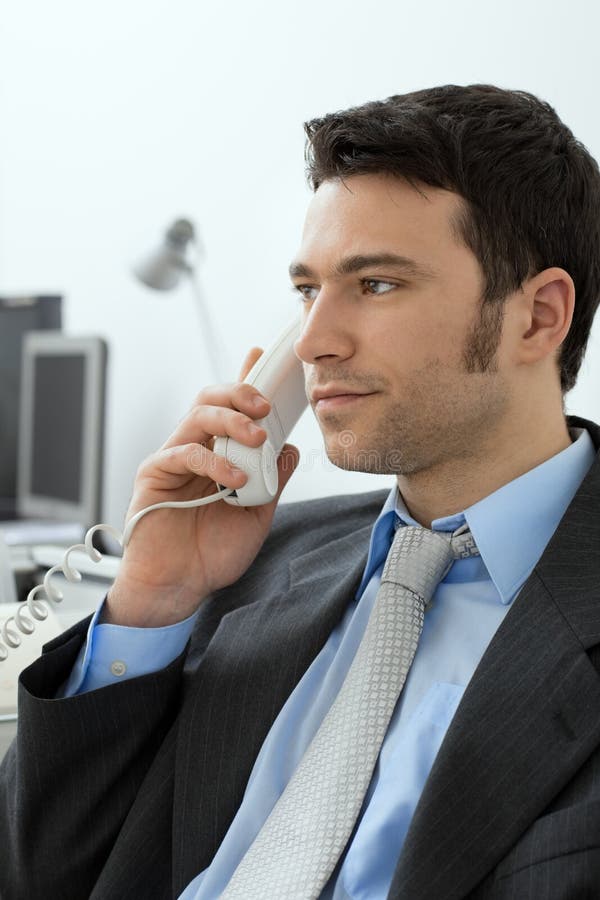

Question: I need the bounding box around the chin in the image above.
[324,443,383,474]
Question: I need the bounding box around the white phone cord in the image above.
[0,486,234,662]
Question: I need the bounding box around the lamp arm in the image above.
[185,269,229,382]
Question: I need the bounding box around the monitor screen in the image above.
[31,354,85,503]
[17,333,107,526]
[0,295,62,517]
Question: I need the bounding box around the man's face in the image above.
[291,173,513,476]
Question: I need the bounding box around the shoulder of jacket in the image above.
[260,487,391,556]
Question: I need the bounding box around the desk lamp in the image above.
[133,218,226,380]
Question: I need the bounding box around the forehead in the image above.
[296,173,465,269]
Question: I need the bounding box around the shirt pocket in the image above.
[410,680,464,730]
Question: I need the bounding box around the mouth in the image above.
[315,392,377,412]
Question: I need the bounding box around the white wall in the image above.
[1,0,598,531]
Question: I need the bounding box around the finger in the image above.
[141,442,248,489]
[161,345,268,455]
[160,403,269,453]
[238,346,264,381]
[187,380,271,416]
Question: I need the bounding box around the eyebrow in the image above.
[288,252,438,281]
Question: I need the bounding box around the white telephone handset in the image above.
[0,314,308,661]
[213,314,307,505]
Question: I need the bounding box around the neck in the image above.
[396,412,573,530]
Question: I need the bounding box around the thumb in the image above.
[253,444,300,523]
[275,443,300,497]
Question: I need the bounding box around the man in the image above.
[1,83,600,899]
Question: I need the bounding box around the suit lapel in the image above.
[172,520,374,894]
[172,416,600,899]
[389,417,600,900]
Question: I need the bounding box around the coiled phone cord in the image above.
[0,486,235,661]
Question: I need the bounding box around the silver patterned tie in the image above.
[221,520,480,899]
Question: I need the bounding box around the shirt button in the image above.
[110,660,127,677]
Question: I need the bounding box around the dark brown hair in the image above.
[303,84,600,395]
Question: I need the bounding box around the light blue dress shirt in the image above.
[60,425,596,899]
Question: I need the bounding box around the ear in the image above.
[518,267,575,364]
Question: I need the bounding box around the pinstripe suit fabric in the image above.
[1,412,600,900]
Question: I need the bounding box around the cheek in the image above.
[370,312,456,368]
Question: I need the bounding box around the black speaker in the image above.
[0,295,62,518]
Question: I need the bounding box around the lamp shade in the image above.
[133,218,195,290]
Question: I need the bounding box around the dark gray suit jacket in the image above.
[1,412,600,900]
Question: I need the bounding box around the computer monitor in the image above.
[16,332,108,527]
[0,295,62,518]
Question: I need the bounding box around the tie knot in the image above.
[381,522,479,602]
[445,522,480,559]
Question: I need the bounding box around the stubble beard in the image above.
[321,297,509,477]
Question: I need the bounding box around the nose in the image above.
[293,291,355,365]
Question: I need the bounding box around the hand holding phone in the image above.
[100,318,304,628]
[213,315,307,505]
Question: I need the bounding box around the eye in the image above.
[291,284,319,302]
[362,279,398,295]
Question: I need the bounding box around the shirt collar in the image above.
[359,426,597,606]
